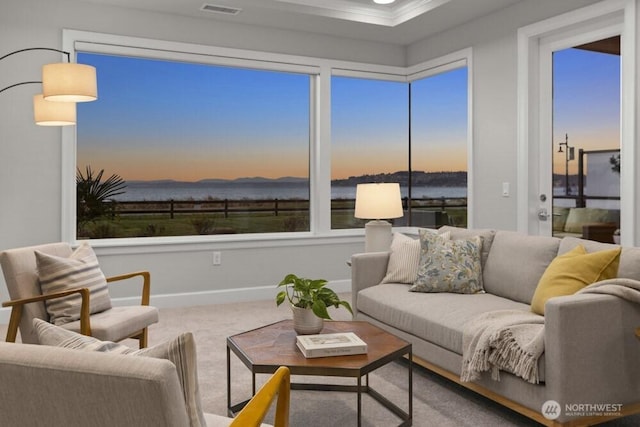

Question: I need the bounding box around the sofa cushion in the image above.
[438,226,496,269]
[482,231,560,304]
[553,207,571,232]
[531,244,621,315]
[559,236,640,281]
[411,231,483,294]
[33,319,206,427]
[382,230,450,284]
[563,207,614,233]
[35,242,112,325]
[356,284,546,381]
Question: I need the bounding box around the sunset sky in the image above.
[553,47,620,175]
[77,46,619,182]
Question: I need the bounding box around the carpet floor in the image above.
[2,297,639,426]
[142,297,638,427]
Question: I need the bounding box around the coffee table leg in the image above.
[357,375,362,427]
[226,345,232,416]
[408,349,413,422]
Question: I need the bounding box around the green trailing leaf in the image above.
[312,299,331,320]
[275,291,287,306]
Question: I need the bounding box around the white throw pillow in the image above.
[36,243,112,325]
[33,319,206,427]
[382,230,450,284]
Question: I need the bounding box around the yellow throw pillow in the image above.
[531,244,621,315]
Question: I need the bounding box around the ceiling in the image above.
[75,0,526,45]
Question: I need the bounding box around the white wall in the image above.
[0,0,613,317]
[407,0,603,230]
[0,0,388,315]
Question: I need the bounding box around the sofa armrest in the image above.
[545,293,640,419]
[350,252,389,316]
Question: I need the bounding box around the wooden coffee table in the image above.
[227,320,412,426]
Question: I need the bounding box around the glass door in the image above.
[551,36,621,243]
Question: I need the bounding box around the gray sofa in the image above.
[351,226,640,426]
[0,341,239,427]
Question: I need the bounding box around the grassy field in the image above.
[78,199,467,239]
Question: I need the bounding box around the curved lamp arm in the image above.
[0,47,70,63]
[0,47,71,95]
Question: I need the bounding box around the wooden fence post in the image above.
[170,199,174,219]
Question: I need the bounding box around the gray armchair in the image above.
[0,242,158,347]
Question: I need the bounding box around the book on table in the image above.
[296,332,367,358]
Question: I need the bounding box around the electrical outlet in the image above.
[212,251,221,266]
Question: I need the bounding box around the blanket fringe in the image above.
[461,348,490,382]
[488,329,539,384]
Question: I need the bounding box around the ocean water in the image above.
[110,181,467,201]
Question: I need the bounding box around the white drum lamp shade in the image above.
[33,94,76,126]
[355,183,404,252]
[42,63,97,102]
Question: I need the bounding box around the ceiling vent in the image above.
[200,3,242,15]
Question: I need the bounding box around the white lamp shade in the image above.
[33,94,76,126]
[354,183,403,220]
[42,63,97,102]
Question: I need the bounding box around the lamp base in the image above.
[364,220,393,252]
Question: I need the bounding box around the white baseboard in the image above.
[0,279,352,325]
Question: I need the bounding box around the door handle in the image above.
[538,208,550,221]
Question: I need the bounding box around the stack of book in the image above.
[296,332,367,358]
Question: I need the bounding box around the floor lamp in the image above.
[0,47,98,126]
[355,183,404,252]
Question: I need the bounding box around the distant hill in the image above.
[332,171,467,187]
[125,172,466,186]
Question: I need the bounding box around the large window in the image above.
[77,53,311,239]
[330,65,468,230]
[331,76,409,229]
[410,67,468,228]
[67,32,472,242]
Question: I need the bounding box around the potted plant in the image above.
[276,273,352,334]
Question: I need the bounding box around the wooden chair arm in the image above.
[2,288,92,342]
[106,271,151,306]
[231,366,290,427]
[2,287,90,308]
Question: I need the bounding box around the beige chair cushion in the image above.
[0,341,190,427]
[36,242,112,325]
[0,243,72,344]
[34,319,206,427]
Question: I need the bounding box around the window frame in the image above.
[62,30,472,248]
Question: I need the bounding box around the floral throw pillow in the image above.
[410,230,484,294]
[381,230,451,284]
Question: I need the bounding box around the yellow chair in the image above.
[231,366,290,427]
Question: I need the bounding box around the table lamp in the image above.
[355,183,404,252]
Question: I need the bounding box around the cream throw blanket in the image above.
[461,278,640,385]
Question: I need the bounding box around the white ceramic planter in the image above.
[291,305,324,335]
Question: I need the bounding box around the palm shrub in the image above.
[77,166,127,227]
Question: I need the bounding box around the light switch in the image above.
[502,182,510,197]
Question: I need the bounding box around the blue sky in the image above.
[77,46,619,181]
[553,47,620,174]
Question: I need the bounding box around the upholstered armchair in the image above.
[0,242,158,347]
